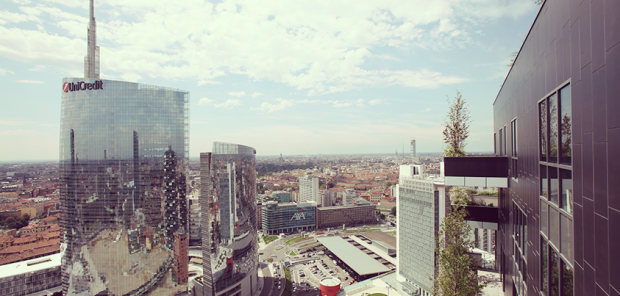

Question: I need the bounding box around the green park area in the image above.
[262,235,278,244]
[285,235,310,245]
[342,228,380,233]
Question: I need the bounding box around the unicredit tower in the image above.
[59,1,190,295]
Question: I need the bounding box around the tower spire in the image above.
[84,0,100,79]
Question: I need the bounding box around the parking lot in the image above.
[287,252,356,295]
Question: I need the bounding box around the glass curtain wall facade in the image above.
[261,201,317,234]
[59,78,190,295]
[199,142,258,296]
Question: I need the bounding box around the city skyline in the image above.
[0,0,540,161]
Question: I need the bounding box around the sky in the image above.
[0,0,540,161]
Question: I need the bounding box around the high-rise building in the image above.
[59,1,190,294]
[320,190,334,207]
[441,1,620,295]
[396,164,447,296]
[198,142,258,296]
[299,174,319,204]
[342,188,356,206]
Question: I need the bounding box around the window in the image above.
[559,85,572,165]
[494,133,497,155]
[541,232,573,296]
[503,126,507,156]
[499,128,503,155]
[511,119,518,179]
[539,83,572,212]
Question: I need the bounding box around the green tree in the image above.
[442,90,471,157]
[390,206,396,216]
[432,206,486,295]
[449,187,471,206]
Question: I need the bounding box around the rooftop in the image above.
[0,253,61,278]
[317,236,390,276]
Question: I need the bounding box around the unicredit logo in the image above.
[63,80,103,93]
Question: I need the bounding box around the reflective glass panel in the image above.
[561,215,573,263]
[562,260,574,296]
[541,165,548,199]
[560,169,573,214]
[560,85,572,165]
[200,142,258,295]
[549,94,558,162]
[550,247,560,296]
[60,79,190,295]
[541,200,549,237]
[550,167,559,205]
[542,239,548,295]
[540,100,548,161]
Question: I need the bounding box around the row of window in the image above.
[541,238,573,296]
[539,84,572,165]
[540,166,573,214]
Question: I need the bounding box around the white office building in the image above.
[342,188,356,206]
[299,175,319,204]
[396,164,447,296]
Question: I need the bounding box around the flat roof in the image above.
[360,231,396,248]
[317,236,390,276]
[0,253,61,278]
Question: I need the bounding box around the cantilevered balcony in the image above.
[443,156,509,188]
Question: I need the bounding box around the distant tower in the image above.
[84,0,100,79]
[279,153,283,166]
[411,139,419,164]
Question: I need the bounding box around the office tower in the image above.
[320,190,333,207]
[84,0,99,79]
[410,139,419,164]
[441,1,620,295]
[299,175,319,204]
[59,1,190,294]
[343,188,356,206]
[396,164,447,296]
[198,142,258,296]
[262,201,317,235]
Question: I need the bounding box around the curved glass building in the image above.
[198,142,258,296]
[59,78,190,295]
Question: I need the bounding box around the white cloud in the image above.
[197,80,222,86]
[252,98,294,113]
[213,99,242,109]
[0,68,15,75]
[356,98,365,107]
[198,98,214,105]
[369,99,386,105]
[0,10,40,24]
[0,0,524,93]
[16,80,44,83]
[251,92,263,98]
[332,100,352,108]
[228,91,246,98]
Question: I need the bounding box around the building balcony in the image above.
[443,156,508,188]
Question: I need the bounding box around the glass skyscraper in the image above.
[59,2,190,295]
[198,142,258,296]
[60,78,190,295]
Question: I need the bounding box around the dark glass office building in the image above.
[492,0,619,295]
[198,142,258,296]
[59,78,190,295]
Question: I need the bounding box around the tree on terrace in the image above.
[442,90,471,157]
[432,206,486,295]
